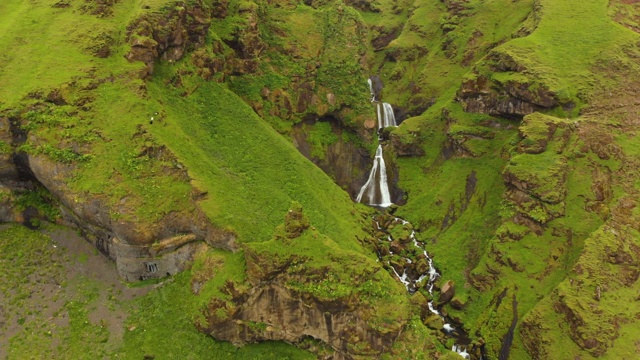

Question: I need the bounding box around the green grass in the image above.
[3,0,640,359]
[0,224,313,359]
[360,0,533,112]
[120,268,315,360]
[0,0,169,110]
[146,63,368,245]
[0,225,115,358]
[482,0,637,108]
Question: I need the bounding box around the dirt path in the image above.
[0,224,150,359]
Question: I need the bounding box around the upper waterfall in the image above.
[378,102,396,129]
[368,78,375,102]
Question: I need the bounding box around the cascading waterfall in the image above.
[356,80,397,208]
[373,215,476,359]
[368,78,375,102]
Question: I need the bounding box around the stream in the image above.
[357,77,480,359]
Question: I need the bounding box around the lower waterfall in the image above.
[355,145,392,207]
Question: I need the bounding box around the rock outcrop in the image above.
[0,106,237,281]
[199,282,400,359]
[198,205,410,359]
[457,75,557,118]
[291,118,373,199]
[501,114,571,230]
[125,1,212,77]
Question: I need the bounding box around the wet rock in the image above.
[415,258,429,274]
[389,240,403,254]
[369,75,384,101]
[425,313,445,330]
[296,82,315,113]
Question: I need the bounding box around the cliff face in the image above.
[0,0,240,281]
[124,1,212,77]
[199,281,401,359]
[197,204,414,359]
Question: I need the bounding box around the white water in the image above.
[360,80,472,358]
[453,345,471,359]
[355,145,392,207]
[368,78,375,102]
[356,82,398,207]
[377,216,475,359]
[378,102,397,129]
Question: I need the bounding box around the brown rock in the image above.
[124,2,212,76]
[450,297,466,310]
[364,119,376,129]
[26,154,236,281]
[456,75,557,117]
[438,280,455,304]
[199,282,404,358]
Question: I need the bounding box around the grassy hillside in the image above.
[146,65,368,244]
[0,0,387,358]
[0,0,369,242]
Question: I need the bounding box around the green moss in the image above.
[14,187,61,222]
[479,0,637,112]
[307,121,339,160]
[120,267,314,359]
[505,152,568,204]
[495,221,530,242]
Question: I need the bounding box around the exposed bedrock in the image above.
[0,114,236,281]
[125,0,213,77]
[457,75,557,118]
[199,282,399,360]
[27,154,236,281]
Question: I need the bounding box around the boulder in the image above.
[438,280,455,304]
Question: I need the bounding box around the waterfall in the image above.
[355,145,392,207]
[453,345,471,359]
[368,78,375,102]
[372,214,480,359]
[357,79,398,208]
[379,102,397,129]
